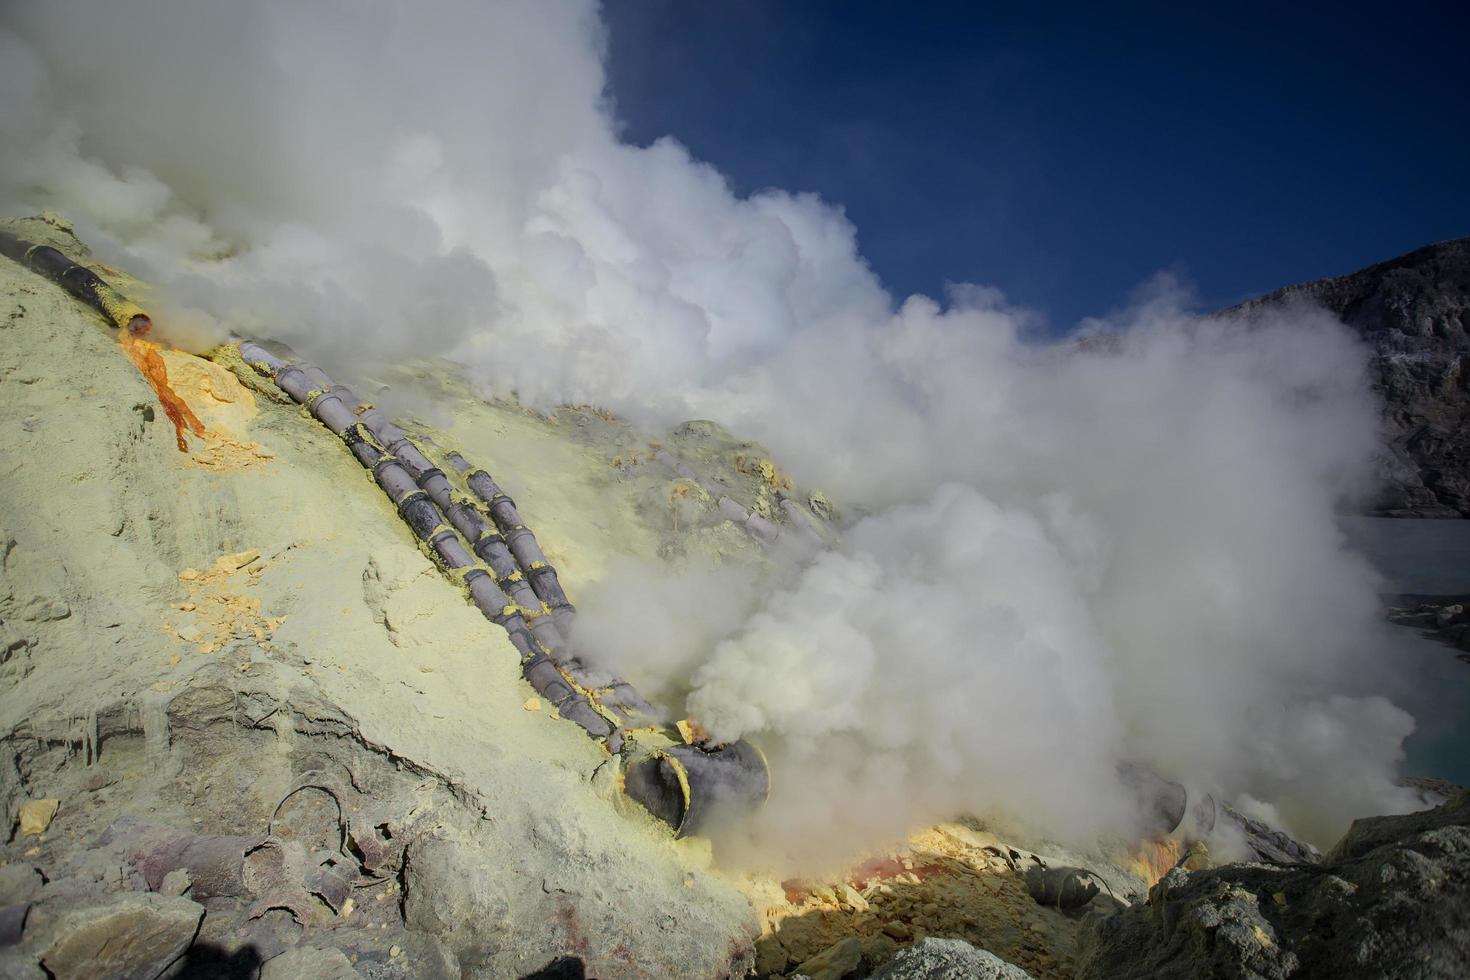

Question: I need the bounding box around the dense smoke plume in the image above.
[1,1,1420,865]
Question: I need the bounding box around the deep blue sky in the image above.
[604,2,1470,329]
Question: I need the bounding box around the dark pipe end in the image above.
[625,741,770,838]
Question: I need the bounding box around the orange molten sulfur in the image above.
[117,326,205,452]
[1129,837,1183,888]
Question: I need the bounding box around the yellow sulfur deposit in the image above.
[166,549,285,656]
[162,350,275,469]
[18,798,60,836]
[747,823,1086,980]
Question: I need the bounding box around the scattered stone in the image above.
[159,869,191,897]
[869,937,1036,979]
[755,935,791,976]
[224,549,261,570]
[259,945,360,980]
[522,697,541,712]
[0,865,43,905]
[1218,801,1322,864]
[790,936,862,980]
[1387,598,1470,659]
[17,799,59,836]
[37,892,203,980]
[79,771,116,793]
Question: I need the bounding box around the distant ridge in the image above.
[1228,238,1470,517]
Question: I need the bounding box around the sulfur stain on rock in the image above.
[18,798,60,836]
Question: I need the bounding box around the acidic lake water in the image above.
[1343,517,1470,785]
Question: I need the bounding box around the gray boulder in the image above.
[869,938,1035,979]
[1076,791,1470,979]
[259,945,361,980]
[790,937,862,980]
[37,892,203,980]
[0,865,43,905]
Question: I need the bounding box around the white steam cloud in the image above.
[1,1,1420,864]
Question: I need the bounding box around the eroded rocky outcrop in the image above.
[868,936,1037,979]
[1075,791,1470,979]
[1228,238,1470,517]
[1388,598,1470,664]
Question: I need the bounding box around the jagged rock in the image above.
[312,929,459,980]
[0,865,42,905]
[158,870,191,897]
[868,938,1035,979]
[401,838,511,949]
[1227,238,1470,516]
[17,799,58,836]
[1217,801,1323,865]
[754,934,792,976]
[790,936,862,980]
[1327,788,1469,864]
[1076,791,1470,979]
[37,892,203,980]
[1388,599,1470,661]
[259,945,361,980]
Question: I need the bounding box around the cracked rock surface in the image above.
[1075,790,1470,980]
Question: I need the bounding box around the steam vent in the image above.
[2,4,1467,979]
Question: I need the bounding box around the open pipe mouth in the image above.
[1,231,203,449]
[1118,761,1188,838]
[0,230,152,334]
[625,740,771,838]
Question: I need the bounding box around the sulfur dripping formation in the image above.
[0,231,204,451]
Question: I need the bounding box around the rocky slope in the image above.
[1075,790,1470,979]
[0,215,1119,979]
[0,215,777,978]
[5,213,1462,978]
[1227,238,1470,517]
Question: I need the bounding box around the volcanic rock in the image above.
[258,944,361,980]
[1227,238,1470,516]
[1217,801,1322,865]
[0,865,42,905]
[158,869,191,897]
[868,937,1036,979]
[1075,790,1470,979]
[790,936,863,980]
[1388,598,1470,658]
[36,892,203,980]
